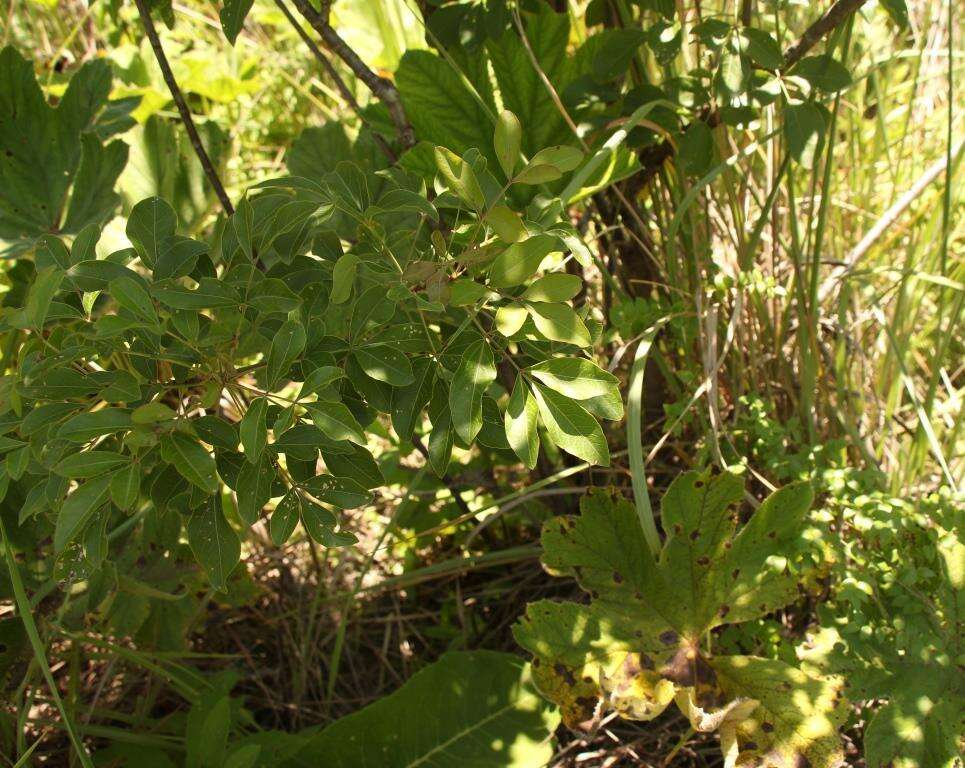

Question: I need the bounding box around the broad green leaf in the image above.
[527,302,592,347]
[863,665,961,768]
[126,197,176,269]
[495,304,528,337]
[265,320,306,389]
[738,28,783,69]
[160,432,219,494]
[131,401,176,424]
[527,358,618,400]
[486,3,574,154]
[219,0,254,44]
[532,384,609,465]
[529,145,583,173]
[709,656,848,768]
[488,234,561,289]
[330,253,359,305]
[486,204,527,243]
[55,474,112,552]
[294,651,560,767]
[792,55,852,92]
[151,278,240,310]
[494,109,522,179]
[396,50,494,164]
[24,267,64,328]
[322,444,384,490]
[187,495,240,591]
[54,451,127,478]
[0,47,128,250]
[236,452,274,524]
[58,408,133,442]
[505,377,539,469]
[785,102,826,169]
[110,464,140,510]
[449,339,497,444]
[434,147,486,211]
[427,381,454,477]
[300,501,344,545]
[448,279,490,307]
[677,121,714,176]
[307,401,366,445]
[513,164,562,185]
[239,397,268,463]
[270,489,301,546]
[389,357,434,440]
[110,276,158,324]
[353,345,414,386]
[514,478,845,768]
[300,475,370,509]
[522,274,582,303]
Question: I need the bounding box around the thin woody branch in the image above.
[638,0,869,181]
[287,0,416,150]
[781,0,868,71]
[133,0,234,215]
[273,0,398,163]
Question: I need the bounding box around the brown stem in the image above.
[638,0,868,179]
[133,0,234,215]
[288,0,415,149]
[273,0,397,162]
[781,0,868,71]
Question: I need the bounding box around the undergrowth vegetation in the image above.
[0,0,960,765]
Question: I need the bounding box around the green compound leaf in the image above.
[514,477,846,768]
[292,651,560,767]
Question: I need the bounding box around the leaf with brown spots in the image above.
[514,473,846,767]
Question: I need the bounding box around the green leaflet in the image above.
[352,345,414,386]
[270,489,301,546]
[488,234,561,289]
[784,102,827,169]
[306,401,366,445]
[58,408,133,442]
[526,302,592,347]
[527,357,618,400]
[531,383,609,466]
[505,377,539,470]
[187,495,240,592]
[126,197,177,270]
[55,474,113,552]
[514,479,846,768]
[448,339,496,444]
[299,475,370,509]
[265,320,306,389]
[494,109,522,179]
[160,432,220,494]
[54,451,127,478]
[292,651,560,767]
[219,0,254,44]
[239,396,268,463]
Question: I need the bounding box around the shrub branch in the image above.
[133,0,234,215]
[287,0,416,149]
